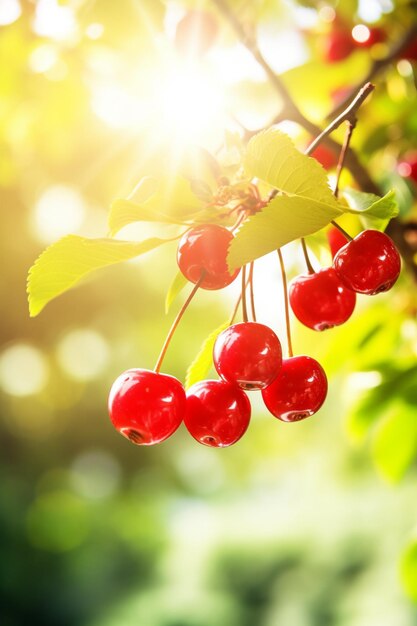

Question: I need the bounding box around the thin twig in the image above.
[305,83,374,157]
[277,249,293,358]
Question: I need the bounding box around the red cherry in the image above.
[324,30,355,62]
[184,379,251,447]
[213,322,282,390]
[177,224,240,290]
[401,37,417,61]
[311,144,338,169]
[175,9,218,57]
[333,230,401,295]
[108,369,185,445]
[262,356,328,422]
[289,268,356,331]
[397,155,417,185]
[327,226,349,258]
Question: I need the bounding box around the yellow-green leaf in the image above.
[165,271,188,314]
[185,321,230,390]
[371,403,417,482]
[343,188,398,231]
[28,235,175,317]
[228,194,341,269]
[244,128,341,209]
[401,539,417,602]
[108,175,204,235]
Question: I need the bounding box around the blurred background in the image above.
[2,0,417,624]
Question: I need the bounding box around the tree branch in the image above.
[212,0,417,280]
[327,22,417,121]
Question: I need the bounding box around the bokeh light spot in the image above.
[0,344,48,397]
[32,185,85,244]
[70,450,121,500]
[352,24,371,44]
[0,0,21,26]
[56,329,110,381]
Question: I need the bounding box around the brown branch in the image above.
[327,23,417,121]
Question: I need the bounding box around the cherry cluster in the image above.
[108,222,401,448]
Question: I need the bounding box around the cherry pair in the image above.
[289,229,401,332]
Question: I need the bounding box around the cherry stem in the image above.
[301,238,315,274]
[334,120,355,198]
[154,273,205,373]
[277,248,293,358]
[248,261,257,322]
[330,220,353,242]
[229,275,250,324]
[241,265,248,323]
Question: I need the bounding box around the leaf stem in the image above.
[154,273,205,373]
[301,238,315,274]
[248,261,257,322]
[241,265,248,323]
[277,249,293,358]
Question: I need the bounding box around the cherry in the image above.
[108,369,185,445]
[289,268,356,331]
[177,224,240,290]
[327,226,349,258]
[184,379,251,447]
[175,9,218,57]
[324,29,355,62]
[401,38,417,62]
[213,322,282,390]
[397,155,417,185]
[333,230,401,295]
[262,356,328,422]
[311,144,338,170]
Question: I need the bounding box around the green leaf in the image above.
[108,176,204,235]
[228,129,343,269]
[401,539,417,602]
[185,321,230,390]
[228,195,341,269]
[28,235,175,317]
[342,188,399,231]
[371,403,417,482]
[165,271,188,314]
[244,129,340,207]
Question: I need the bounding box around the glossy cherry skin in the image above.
[289,268,356,331]
[108,369,185,445]
[327,226,349,259]
[177,224,240,290]
[262,356,328,422]
[333,230,401,295]
[213,322,282,390]
[184,379,251,447]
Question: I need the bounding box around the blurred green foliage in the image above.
[2,0,417,624]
